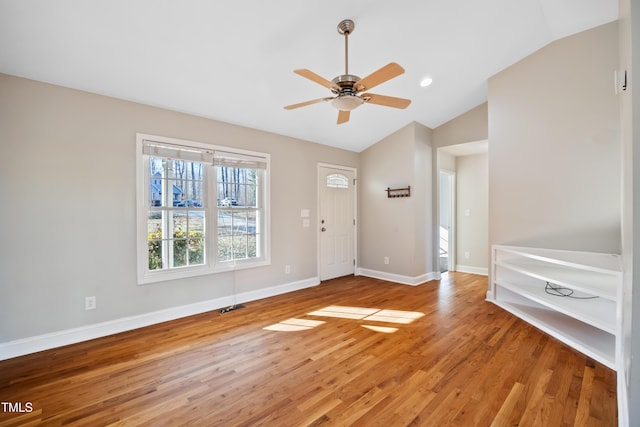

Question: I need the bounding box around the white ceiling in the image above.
[0,0,618,152]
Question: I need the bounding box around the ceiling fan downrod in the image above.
[337,19,355,76]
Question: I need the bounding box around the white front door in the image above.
[319,165,355,281]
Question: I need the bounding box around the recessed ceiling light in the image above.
[420,77,433,88]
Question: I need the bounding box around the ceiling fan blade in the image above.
[284,97,333,110]
[363,93,411,109]
[337,110,350,124]
[355,62,405,91]
[294,69,340,90]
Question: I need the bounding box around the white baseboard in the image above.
[454,265,488,276]
[356,268,439,286]
[0,277,319,361]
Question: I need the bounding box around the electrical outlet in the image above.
[384,256,389,265]
[464,251,470,259]
[85,296,96,310]
[285,265,291,274]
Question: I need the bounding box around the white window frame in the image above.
[136,133,270,284]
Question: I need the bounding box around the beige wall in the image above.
[456,153,489,272]
[438,150,456,172]
[359,122,434,280]
[0,73,359,342]
[433,102,488,148]
[488,21,621,253]
[414,123,433,276]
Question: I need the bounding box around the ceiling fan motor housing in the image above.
[331,74,361,95]
[332,74,365,110]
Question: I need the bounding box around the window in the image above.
[137,134,269,284]
[214,151,266,264]
[147,156,206,271]
[326,173,349,189]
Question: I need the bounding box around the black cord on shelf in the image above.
[544,281,598,299]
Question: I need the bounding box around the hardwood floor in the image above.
[0,273,617,426]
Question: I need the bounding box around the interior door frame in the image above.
[317,163,358,280]
[439,169,456,273]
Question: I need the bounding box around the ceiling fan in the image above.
[284,19,411,124]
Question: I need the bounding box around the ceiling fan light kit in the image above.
[331,95,363,111]
[284,19,411,124]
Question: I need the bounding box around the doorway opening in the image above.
[439,170,455,273]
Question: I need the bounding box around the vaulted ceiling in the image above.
[0,1,618,152]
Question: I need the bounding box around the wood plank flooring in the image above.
[0,273,617,426]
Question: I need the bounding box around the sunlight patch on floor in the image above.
[365,309,425,324]
[263,318,326,332]
[264,306,424,333]
[361,325,398,333]
[307,306,379,319]
[309,306,424,324]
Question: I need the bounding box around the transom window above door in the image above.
[326,173,349,189]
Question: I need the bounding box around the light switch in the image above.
[615,69,627,94]
[464,209,470,217]
[301,209,310,218]
[303,219,310,227]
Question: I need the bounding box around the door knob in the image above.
[321,227,326,232]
